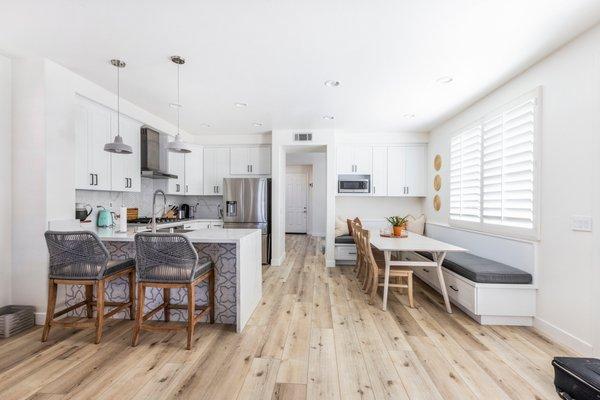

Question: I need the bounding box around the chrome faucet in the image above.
[151,189,166,233]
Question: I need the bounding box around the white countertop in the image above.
[83,224,260,243]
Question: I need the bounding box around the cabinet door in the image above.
[251,146,271,175]
[167,152,185,194]
[387,146,407,196]
[184,145,203,195]
[75,102,92,189]
[371,147,388,196]
[204,147,230,195]
[404,145,427,197]
[88,102,112,191]
[230,147,250,175]
[336,145,354,174]
[354,147,373,175]
[110,113,141,192]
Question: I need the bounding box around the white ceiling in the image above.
[1,0,599,135]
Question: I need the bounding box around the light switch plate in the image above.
[571,215,593,232]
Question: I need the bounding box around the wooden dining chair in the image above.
[132,232,215,350]
[354,224,414,307]
[349,219,366,282]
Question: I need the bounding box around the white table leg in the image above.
[433,251,452,313]
[382,250,391,311]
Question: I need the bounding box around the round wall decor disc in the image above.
[433,174,442,191]
[433,194,441,211]
[434,154,442,171]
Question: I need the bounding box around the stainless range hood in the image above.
[140,127,178,179]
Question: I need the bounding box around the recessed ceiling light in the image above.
[324,80,341,87]
[403,113,416,118]
[322,115,335,120]
[169,102,182,108]
[200,123,211,128]
[234,102,247,108]
[253,122,263,127]
[436,76,453,84]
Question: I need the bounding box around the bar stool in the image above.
[132,232,215,350]
[42,231,136,344]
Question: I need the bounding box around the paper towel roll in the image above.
[119,207,128,232]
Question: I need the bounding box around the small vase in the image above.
[393,226,404,237]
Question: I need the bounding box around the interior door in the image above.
[285,172,308,233]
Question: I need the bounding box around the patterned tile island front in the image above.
[64,227,263,332]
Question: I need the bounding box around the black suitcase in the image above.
[553,357,600,399]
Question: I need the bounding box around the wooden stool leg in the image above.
[209,271,215,324]
[407,274,414,308]
[132,283,145,347]
[187,283,196,350]
[128,270,136,321]
[41,279,58,342]
[85,284,94,318]
[95,279,105,344]
[164,288,171,322]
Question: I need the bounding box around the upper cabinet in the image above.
[336,145,372,175]
[184,144,204,195]
[110,114,141,192]
[371,147,388,196]
[230,146,271,175]
[166,151,185,195]
[387,145,427,197]
[204,147,230,195]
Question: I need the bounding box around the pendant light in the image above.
[167,55,192,153]
[104,59,133,154]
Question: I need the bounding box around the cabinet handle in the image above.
[250,165,253,173]
[94,174,98,186]
[449,285,458,292]
[216,185,219,194]
[406,186,409,195]
[176,184,180,192]
[423,268,430,273]
[186,185,189,193]
[90,173,94,186]
[247,165,250,173]
[373,186,376,194]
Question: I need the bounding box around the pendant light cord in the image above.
[177,62,180,136]
[117,63,120,138]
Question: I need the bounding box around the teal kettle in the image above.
[96,206,114,227]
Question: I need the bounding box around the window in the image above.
[449,90,539,239]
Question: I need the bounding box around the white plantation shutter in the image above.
[449,89,539,238]
[482,98,535,229]
[450,126,482,222]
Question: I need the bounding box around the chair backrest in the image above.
[134,233,199,282]
[44,231,110,279]
[353,224,379,279]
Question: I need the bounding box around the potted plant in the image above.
[386,215,409,237]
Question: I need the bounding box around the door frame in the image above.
[285,166,310,234]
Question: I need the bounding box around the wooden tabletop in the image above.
[370,231,467,253]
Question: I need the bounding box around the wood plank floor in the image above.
[0,235,575,399]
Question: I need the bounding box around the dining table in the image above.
[370,231,467,313]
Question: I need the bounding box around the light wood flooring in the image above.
[0,235,574,399]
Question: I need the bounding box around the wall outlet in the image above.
[571,215,593,232]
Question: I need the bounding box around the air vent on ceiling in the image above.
[294,132,313,142]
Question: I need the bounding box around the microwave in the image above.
[338,175,371,193]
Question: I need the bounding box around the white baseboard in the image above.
[326,258,335,268]
[271,252,286,267]
[35,312,46,326]
[533,316,593,355]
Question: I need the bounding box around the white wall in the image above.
[286,152,327,236]
[0,55,11,307]
[425,25,600,355]
[336,197,424,222]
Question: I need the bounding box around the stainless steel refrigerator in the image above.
[223,178,271,264]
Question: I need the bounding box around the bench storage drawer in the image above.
[443,272,476,315]
[335,245,357,261]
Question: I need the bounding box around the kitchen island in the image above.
[63,225,263,332]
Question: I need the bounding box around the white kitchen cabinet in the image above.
[184,144,204,195]
[167,151,185,195]
[230,146,271,175]
[75,98,112,191]
[371,147,388,196]
[204,147,230,195]
[110,113,141,192]
[336,145,372,175]
[387,144,426,197]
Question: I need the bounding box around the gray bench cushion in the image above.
[335,235,355,244]
[416,251,532,284]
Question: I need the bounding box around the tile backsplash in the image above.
[76,178,223,223]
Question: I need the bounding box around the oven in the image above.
[338,175,371,193]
